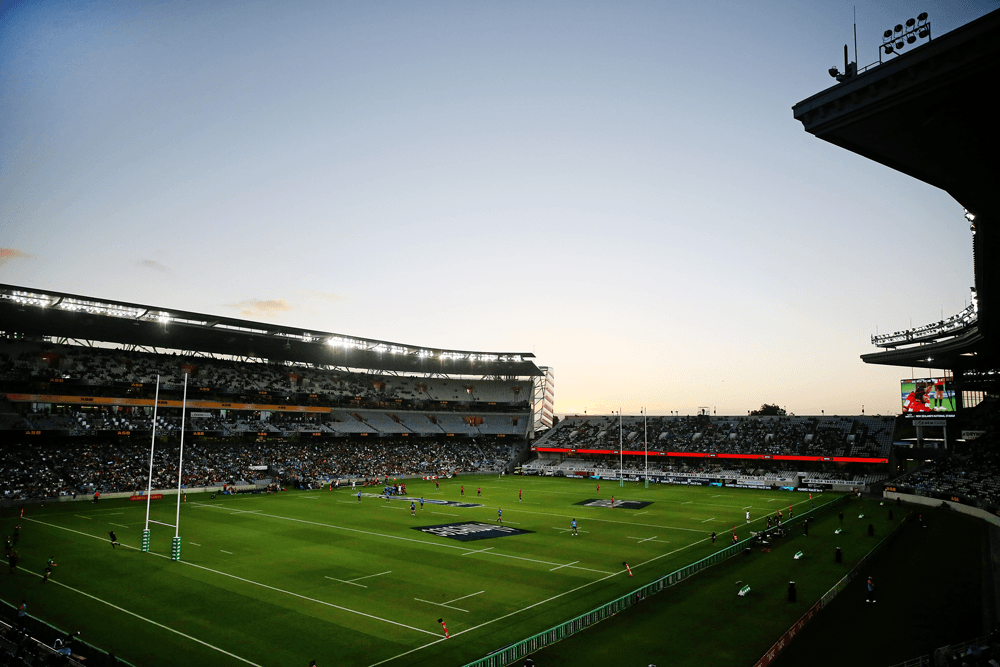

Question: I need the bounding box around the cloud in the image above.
[137,259,171,274]
[301,289,348,303]
[0,248,31,266]
[224,299,294,319]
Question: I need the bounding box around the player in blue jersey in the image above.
[411,502,416,516]
[497,507,502,524]
[571,519,578,536]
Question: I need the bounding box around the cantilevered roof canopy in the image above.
[0,284,543,377]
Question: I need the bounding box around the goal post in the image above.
[142,373,190,560]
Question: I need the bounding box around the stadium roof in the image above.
[793,8,1000,371]
[0,284,544,377]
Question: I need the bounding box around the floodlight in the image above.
[894,24,903,33]
[918,27,929,38]
[895,40,904,49]
[884,44,894,54]
[883,29,893,39]
[907,35,916,44]
[917,12,928,21]
[906,18,915,28]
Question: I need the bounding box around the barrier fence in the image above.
[753,508,911,667]
[463,495,850,667]
[2,599,136,667]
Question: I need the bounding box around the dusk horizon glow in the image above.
[3,1,996,418]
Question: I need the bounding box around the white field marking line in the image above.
[413,598,468,613]
[25,517,440,637]
[479,550,612,575]
[712,495,722,498]
[188,502,474,553]
[444,590,485,605]
[380,505,407,510]
[633,511,648,515]
[75,515,92,520]
[109,523,129,529]
[189,501,613,576]
[19,566,262,666]
[549,560,578,572]
[326,576,367,588]
[743,505,752,510]
[337,500,357,504]
[492,506,707,534]
[295,495,321,499]
[190,542,201,546]
[448,538,714,648]
[552,527,591,534]
[431,511,458,516]
[701,517,716,523]
[768,498,778,502]
[220,550,234,554]
[681,501,693,504]
[348,570,391,583]
[461,547,494,556]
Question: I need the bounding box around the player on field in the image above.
[108,531,120,548]
[411,502,416,516]
[42,556,57,583]
[497,508,502,524]
[357,490,361,502]
[519,489,522,501]
[571,519,578,536]
[420,497,424,510]
[746,510,750,524]
[461,486,464,496]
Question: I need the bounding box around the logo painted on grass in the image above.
[413,522,534,542]
[574,499,653,510]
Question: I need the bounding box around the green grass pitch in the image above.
[1,476,842,666]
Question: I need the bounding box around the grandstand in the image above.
[0,285,550,501]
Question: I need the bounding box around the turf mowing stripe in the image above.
[25,517,440,638]
[190,502,613,576]
[365,637,448,667]
[18,567,262,666]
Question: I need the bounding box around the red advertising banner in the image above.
[129,494,164,502]
[529,447,887,464]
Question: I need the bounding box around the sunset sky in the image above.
[2,0,996,416]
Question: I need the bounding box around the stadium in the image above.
[2,6,1000,667]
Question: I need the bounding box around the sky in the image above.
[2,0,997,418]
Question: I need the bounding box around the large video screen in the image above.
[900,377,956,414]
